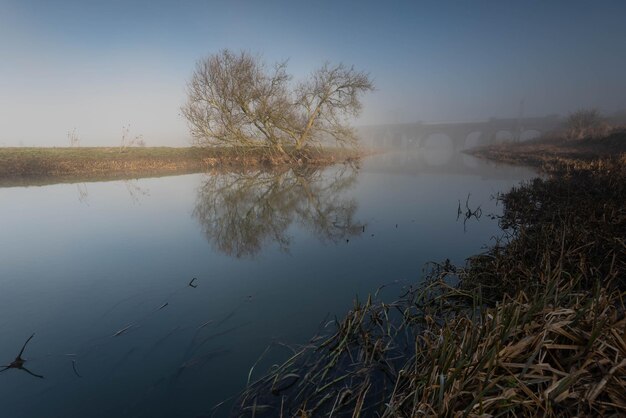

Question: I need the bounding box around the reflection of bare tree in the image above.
[123,180,150,204]
[74,180,149,205]
[193,164,363,258]
[76,183,89,205]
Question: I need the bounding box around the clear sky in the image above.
[1,0,625,146]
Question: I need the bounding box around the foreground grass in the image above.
[0,146,363,187]
[232,139,626,417]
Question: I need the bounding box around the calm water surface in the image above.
[0,151,536,417]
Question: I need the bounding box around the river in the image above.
[0,150,536,417]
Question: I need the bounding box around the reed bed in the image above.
[463,157,625,302]
[232,158,626,417]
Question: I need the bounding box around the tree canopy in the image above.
[181,50,374,155]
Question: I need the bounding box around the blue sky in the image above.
[1,0,625,146]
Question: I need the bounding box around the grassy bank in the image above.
[233,137,626,416]
[0,146,363,187]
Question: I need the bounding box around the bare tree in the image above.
[119,124,145,151]
[566,108,610,140]
[181,50,374,155]
[68,128,80,147]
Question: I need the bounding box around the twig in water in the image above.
[0,334,44,379]
[113,324,135,337]
[457,193,482,231]
[197,320,215,330]
[216,310,236,328]
[71,359,82,378]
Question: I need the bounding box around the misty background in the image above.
[1,0,625,147]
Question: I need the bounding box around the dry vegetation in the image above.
[466,129,626,170]
[233,136,626,416]
[467,107,625,171]
[0,146,363,187]
[565,108,612,140]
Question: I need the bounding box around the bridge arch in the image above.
[394,132,407,148]
[463,131,485,150]
[519,129,542,142]
[422,133,454,166]
[381,129,400,148]
[494,130,515,144]
[404,132,421,148]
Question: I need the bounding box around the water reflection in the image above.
[124,179,150,204]
[193,164,364,257]
[76,183,89,204]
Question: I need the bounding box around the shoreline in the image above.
[0,146,366,187]
[234,133,626,417]
[465,129,626,170]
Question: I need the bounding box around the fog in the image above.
[1,0,625,147]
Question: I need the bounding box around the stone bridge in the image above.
[355,116,565,175]
[357,115,564,151]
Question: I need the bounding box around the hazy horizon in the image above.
[1,0,625,147]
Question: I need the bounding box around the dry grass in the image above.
[463,158,625,302]
[466,129,626,170]
[235,276,625,417]
[232,152,626,417]
[0,146,363,186]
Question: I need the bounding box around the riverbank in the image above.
[466,129,626,170]
[0,146,364,187]
[234,136,626,416]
